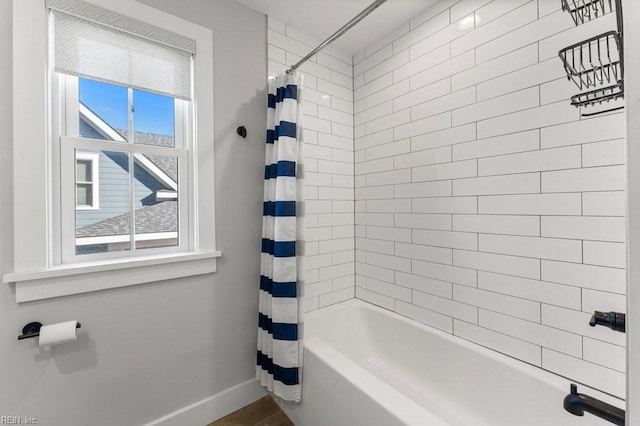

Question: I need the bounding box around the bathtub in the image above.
[279,299,624,426]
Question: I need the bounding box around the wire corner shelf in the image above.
[558,0,624,115]
[558,31,621,91]
[570,80,623,108]
[561,0,615,26]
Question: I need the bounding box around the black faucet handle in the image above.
[570,383,578,395]
[590,311,626,333]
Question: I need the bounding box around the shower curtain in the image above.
[256,71,305,402]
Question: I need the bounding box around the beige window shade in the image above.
[48,0,195,100]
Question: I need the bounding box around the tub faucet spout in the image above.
[589,311,626,333]
[563,384,624,425]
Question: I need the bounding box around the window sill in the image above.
[3,251,222,303]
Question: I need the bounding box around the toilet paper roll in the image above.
[38,321,78,347]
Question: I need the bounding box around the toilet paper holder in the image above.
[18,321,81,340]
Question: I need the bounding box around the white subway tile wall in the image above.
[268,17,355,312]
[353,0,626,398]
[267,0,626,400]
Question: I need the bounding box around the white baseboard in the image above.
[143,379,267,426]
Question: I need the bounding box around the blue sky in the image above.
[79,78,175,136]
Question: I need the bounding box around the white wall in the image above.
[0,0,268,424]
[624,0,640,420]
[267,18,356,312]
[353,0,626,399]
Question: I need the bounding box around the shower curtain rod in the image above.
[286,0,389,73]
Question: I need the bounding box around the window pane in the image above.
[79,78,128,141]
[76,159,92,182]
[133,89,175,147]
[75,149,131,255]
[134,155,178,250]
[76,184,92,206]
[76,154,96,208]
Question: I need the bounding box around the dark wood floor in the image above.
[209,395,294,426]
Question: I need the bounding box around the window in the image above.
[75,152,99,209]
[60,75,186,260]
[51,0,193,262]
[6,0,219,302]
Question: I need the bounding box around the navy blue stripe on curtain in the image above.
[266,129,275,144]
[282,84,298,101]
[264,161,296,179]
[276,121,297,139]
[258,313,298,340]
[257,351,299,385]
[266,122,296,144]
[263,201,296,217]
[277,85,298,102]
[267,85,298,110]
[260,275,297,297]
[261,239,296,257]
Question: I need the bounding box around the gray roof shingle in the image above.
[116,129,178,183]
[76,200,177,238]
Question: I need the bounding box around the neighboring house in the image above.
[75,103,178,254]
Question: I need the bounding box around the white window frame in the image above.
[75,151,100,210]
[5,0,220,303]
